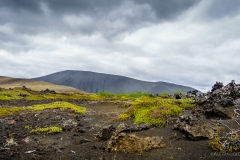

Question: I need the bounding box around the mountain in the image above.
[34,70,197,94]
[0,76,86,93]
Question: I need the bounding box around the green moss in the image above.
[26,101,87,114]
[118,113,130,121]
[175,98,195,109]
[30,126,62,134]
[118,96,195,127]
[0,102,86,117]
[24,125,30,129]
[0,107,24,116]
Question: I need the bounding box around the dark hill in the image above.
[34,70,197,94]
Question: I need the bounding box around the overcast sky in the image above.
[1,0,240,92]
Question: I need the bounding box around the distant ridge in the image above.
[34,70,197,94]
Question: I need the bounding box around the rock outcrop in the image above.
[174,80,240,140]
[95,124,115,140]
[174,111,223,140]
[106,123,165,154]
[95,123,164,154]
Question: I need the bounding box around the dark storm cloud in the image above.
[44,0,201,23]
[133,0,201,21]
[206,0,240,19]
[0,0,41,12]
[0,0,200,19]
[44,0,122,14]
[0,0,202,38]
[0,0,146,40]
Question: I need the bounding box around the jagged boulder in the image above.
[174,80,240,140]
[113,123,152,133]
[186,90,198,98]
[213,105,235,118]
[173,111,223,140]
[95,124,115,140]
[174,93,187,99]
[106,123,165,154]
[194,80,240,118]
[40,89,56,94]
[61,119,78,131]
[211,81,224,92]
[195,93,210,105]
[96,123,152,141]
[107,133,165,154]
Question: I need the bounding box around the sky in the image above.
[1,0,240,92]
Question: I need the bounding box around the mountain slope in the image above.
[34,70,197,94]
[0,76,86,93]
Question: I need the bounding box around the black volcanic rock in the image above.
[174,80,240,140]
[34,70,197,94]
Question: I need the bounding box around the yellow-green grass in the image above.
[0,76,86,93]
[0,87,107,101]
[0,101,86,116]
[118,96,195,127]
[0,107,24,116]
[30,126,62,134]
[26,101,87,114]
[0,87,31,100]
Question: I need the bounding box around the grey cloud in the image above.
[0,0,41,13]
[44,0,122,14]
[0,0,201,39]
[133,0,201,21]
[0,0,153,40]
[206,0,240,19]
[0,0,200,20]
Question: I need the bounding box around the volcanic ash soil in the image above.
[0,100,238,160]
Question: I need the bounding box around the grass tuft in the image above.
[0,102,86,117]
[30,126,62,134]
[26,101,87,114]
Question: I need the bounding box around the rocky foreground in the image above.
[0,81,240,160]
